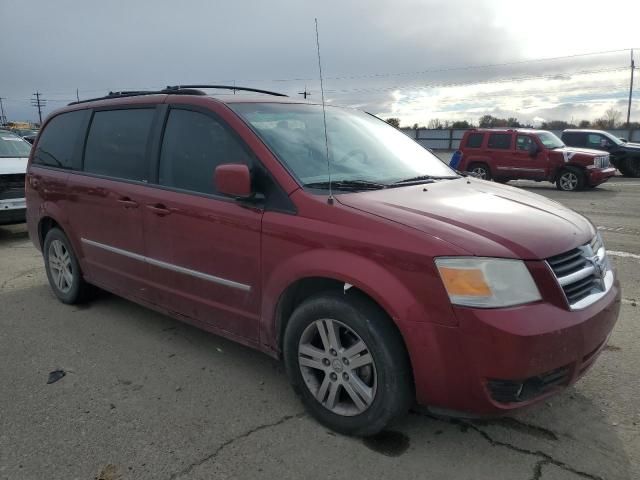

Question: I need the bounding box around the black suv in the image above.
[561,129,640,177]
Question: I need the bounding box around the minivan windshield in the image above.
[230,103,457,188]
[536,131,565,149]
[0,133,32,158]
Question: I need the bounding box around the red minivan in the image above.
[26,87,621,435]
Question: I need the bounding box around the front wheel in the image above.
[556,168,585,191]
[283,291,413,436]
[619,157,640,178]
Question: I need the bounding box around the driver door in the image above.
[512,135,546,180]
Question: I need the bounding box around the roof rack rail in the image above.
[68,84,287,106]
[165,85,288,97]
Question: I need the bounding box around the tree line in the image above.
[385,108,640,130]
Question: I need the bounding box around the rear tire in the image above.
[283,291,413,436]
[43,228,93,304]
[468,163,492,180]
[555,167,585,191]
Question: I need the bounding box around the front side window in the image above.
[34,110,86,168]
[536,132,564,149]
[159,109,252,194]
[84,109,155,181]
[230,103,456,187]
[0,133,31,158]
[516,135,534,151]
[487,133,511,149]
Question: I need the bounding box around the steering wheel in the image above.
[337,149,368,164]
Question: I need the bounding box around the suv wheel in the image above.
[43,228,92,304]
[620,158,640,178]
[556,168,584,191]
[468,163,491,180]
[283,291,412,436]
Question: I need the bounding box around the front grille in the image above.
[488,366,571,403]
[547,235,610,308]
[594,156,610,168]
[0,174,25,200]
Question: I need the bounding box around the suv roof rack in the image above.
[68,84,287,106]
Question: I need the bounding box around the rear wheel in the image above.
[468,163,492,180]
[283,291,413,436]
[43,228,93,304]
[556,167,585,191]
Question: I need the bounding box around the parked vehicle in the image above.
[456,128,616,191]
[561,129,640,178]
[26,87,620,435]
[0,130,31,224]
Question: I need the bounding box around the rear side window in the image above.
[34,110,86,168]
[84,109,155,181]
[562,132,583,146]
[158,109,252,194]
[465,133,483,148]
[487,133,511,149]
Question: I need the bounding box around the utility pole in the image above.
[76,88,80,102]
[298,85,311,99]
[0,97,6,125]
[31,92,47,125]
[626,49,635,138]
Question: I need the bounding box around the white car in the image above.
[0,131,31,225]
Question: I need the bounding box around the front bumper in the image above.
[587,167,617,186]
[0,198,26,225]
[407,275,621,414]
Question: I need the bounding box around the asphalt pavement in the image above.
[1,176,639,480]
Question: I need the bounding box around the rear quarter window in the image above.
[34,110,86,168]
[465,133,483,148]
[83,109,155,181]
[487,133,511,149]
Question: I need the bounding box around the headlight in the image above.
[435,257,542,308]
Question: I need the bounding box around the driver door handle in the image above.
[117,196,139,208]
[146,203,172,216]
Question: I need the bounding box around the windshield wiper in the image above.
[304,179,388,191]
[393,174,458,185]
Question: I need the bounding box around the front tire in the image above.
[619,157,640,178]
[43,228,92,304]
[556,167,585,191]
[283,291,413,436]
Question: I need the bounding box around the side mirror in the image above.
[214,164,252,199]
[619,138,627,143]
[529,143,539,156]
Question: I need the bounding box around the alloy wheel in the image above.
[471,166,488,179]
[560,172,579,191]
[298,318,377,416]
[48,239,73,294]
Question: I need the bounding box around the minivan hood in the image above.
[337,178,595,259]
[0,157,28,175]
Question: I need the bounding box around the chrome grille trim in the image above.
[546,235,613,310]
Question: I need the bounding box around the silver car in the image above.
[0,131,31,224]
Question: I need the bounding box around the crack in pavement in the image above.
[0,266,41,290]
[168,412,305,480]
[411,412,602,480]
[463,421,603,480]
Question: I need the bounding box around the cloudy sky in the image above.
[1,0,638,126]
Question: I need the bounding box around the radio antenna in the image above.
[315,18,333,205]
